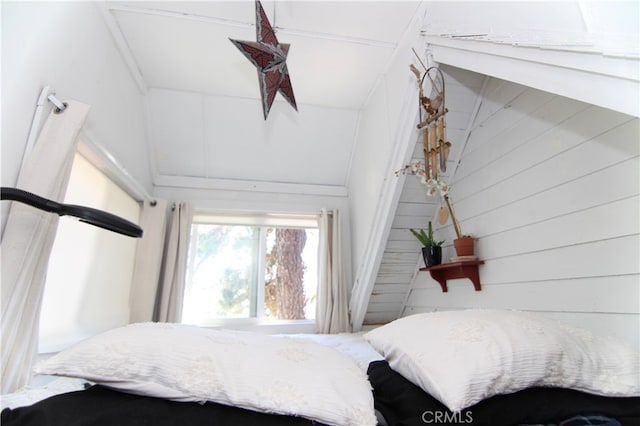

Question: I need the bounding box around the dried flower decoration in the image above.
[395,160,449,197]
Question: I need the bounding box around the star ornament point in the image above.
[230,0,298,120]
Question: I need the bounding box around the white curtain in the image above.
[1,101,90,393]
[154,202,193,323]
[316,209,351,334]
[128,199,168,323]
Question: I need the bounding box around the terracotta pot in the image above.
[453,237,474,256]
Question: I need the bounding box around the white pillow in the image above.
[364,309,640,413]
[35,322,376,426]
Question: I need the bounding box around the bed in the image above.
[2,309,639,426]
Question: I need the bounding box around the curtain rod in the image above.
[78,131,156,204]
[47,94,67,113]
[21,88,68,174]
[22,87,155,204]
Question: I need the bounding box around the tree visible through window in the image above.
[265,228,307,320]
[182,215,317,325]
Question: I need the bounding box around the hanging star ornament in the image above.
[230,0,298,120]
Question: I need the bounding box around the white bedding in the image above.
[284,332,384,372]
[0,376,88,410]
[2,326,383,424]
[365,309,640,413]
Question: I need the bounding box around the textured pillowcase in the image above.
[364,309,640,413]
[35,323,377,426]
[367,360,640,426]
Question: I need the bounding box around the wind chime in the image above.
[410,62,462,239]
[411,64,451,182]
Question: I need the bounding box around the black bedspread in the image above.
[4,363,640,426]
[1,385,327,426]
[368,360,640,426]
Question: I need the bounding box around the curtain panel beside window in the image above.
[316,209,350,334]
[129,200,193,324]
[1,101,91,393]
[129,199,168,323]
[154,202,193,323]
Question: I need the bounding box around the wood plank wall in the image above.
[363,66,486,325]
[403,78,640,348]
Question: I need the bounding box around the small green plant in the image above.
[410,221,444,247]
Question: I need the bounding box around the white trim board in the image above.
[153,174,348,198]
[423,35,639,118]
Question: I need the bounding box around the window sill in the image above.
[184,319,317,335]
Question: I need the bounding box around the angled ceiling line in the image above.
[273,27,396,48]
[358,1,429,110]
[106,3,397,48]
[446,74,491,184]
[106,4,254,30]
[397,255,425,321]
[153,175,349,198]
[97,3,147,94]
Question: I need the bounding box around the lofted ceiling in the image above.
[101,1,427,188]
[99,1,638,191]
[106,1,423,108]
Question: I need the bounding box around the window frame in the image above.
[182,211,319,330]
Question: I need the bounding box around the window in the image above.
[39,153,141,353]
[182,213,318,326]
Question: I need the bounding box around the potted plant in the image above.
[443,194,475,257]
[411,222,444,267]
[397,160,476,258]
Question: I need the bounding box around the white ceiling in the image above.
[109,1,423,109]
[102,1,426,187]
[101,1,638,188]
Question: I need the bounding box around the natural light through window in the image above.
[182,213,318,325]
[39,153,140,353]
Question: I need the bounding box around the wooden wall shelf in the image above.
[419,260,484,292]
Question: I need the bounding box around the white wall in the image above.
[1,2,151,232]
[148,88,360,186]
[404,78,640,347]
[347,6,426,328]
[347,35,422,277]
[422,1,639,117]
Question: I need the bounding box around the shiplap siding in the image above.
[363,65,486,325]
[401,77,640,347]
